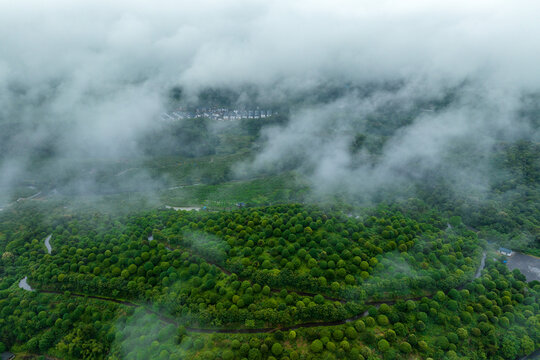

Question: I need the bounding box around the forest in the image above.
[1,202,539,359]
[2,1,540,358]
[1,86,539,359]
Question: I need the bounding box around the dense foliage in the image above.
[1,203,539,359]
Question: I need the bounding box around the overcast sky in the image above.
[1,0,539,200]
[2,0,540,95]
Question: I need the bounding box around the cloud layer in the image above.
[1,0,539,202]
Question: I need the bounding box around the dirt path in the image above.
[475,251,487,278]
[115,168,137,177]
[162,241,344,302]
[44,234,52,254]
[0,190,43,211]
[24,283,366,333]
[40,290,138,307]
[17,191,42,202]
[18,247,489,334]
[18,276,34,291]
[165,205,202,211]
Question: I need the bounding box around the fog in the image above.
[241,83,537,204]
[1,0,539,204]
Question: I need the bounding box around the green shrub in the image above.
[456,328,468,339]
[399,342,412,353]
[345,326,358,339]
[332,329,344,341]
[271,343,283,356]
[385,329,396,342]
[447,332,459,344]
[435,336,449,350]
[326,341,336,351]
[377,315,389,326]
[222,350,234,360]
[418,340,429,352]
[310,339,324,353]
[405,300,416,312]
[354,320,366,332]
[240,343,250,356]
[365,317,376,327]
[378,339,390,352]
[194,339,204,350]
[248,348,261,360]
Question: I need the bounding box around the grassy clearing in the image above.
[160,172,308,209]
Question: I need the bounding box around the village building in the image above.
[160,107,275,122]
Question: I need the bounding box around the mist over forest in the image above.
[1,1,538,245]
[0,1,539,360]
[1,0,539,200]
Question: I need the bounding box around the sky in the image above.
[0,0,539,203]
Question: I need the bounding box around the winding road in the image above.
[17,248,489,334]
[16,191,42,202]
[475,251,487,278]
[44,234,52,254]
[163,242,344,302]
[0,189,42,211]
[165,205,201,211]
[18,276,34,291]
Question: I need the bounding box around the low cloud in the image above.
[1,0,539,204]
[239,83,538,203]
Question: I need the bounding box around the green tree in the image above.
[310,339,324,353]
[399,342,412,353]
[418,340,429,352]
[377,314,389,326]
[501,334,520,359]
[248,348,262,360]
[378,339,390,352]
[222,350,234,360]
[271,343,283,356]
[345,327,358,339]
[521,335,535,355]
[435,336,449,350]
[333,329,344,341]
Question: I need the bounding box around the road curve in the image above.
[18,277,34,291]
[16,248,491,334]
[44,234,52,254]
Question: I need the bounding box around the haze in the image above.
[1,0,539,201]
